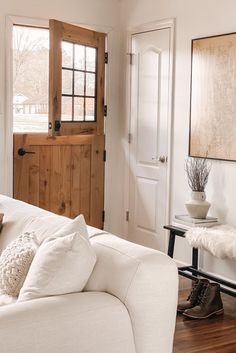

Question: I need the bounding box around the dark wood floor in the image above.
[174,285,236,353]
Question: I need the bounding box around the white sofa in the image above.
[0,195,178,353]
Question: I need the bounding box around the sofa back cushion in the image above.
[0,195,69,252]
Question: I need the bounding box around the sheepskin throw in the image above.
[0,232,39,296]
[185,225,236,260]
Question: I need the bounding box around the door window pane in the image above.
[85,98,95,121]
[13,25,49,132]
[61,42,97,122]
[86,73,96,96]
[74,97,84,121]
[74,71,84,96]
[62,42,73,68]
[62,69,73,95]
[74,44,85,70]
[61,96,72,121]
[86,47,96,72]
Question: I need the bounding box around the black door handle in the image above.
[18,148,36,156]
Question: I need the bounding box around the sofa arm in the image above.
[86,234,178,353]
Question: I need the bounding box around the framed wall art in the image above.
[189,32,236,161]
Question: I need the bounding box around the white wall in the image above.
[120,0,236,282]
[0,0,126,236]
[1,0,236,282]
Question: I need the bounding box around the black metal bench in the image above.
[164,225,236,297]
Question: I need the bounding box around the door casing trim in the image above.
[124,18,176,253]
[5,16,49,196]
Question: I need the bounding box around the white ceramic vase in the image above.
[185,191,210,219]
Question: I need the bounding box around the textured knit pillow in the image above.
[0,232,39,297]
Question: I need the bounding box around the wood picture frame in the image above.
[189,32,236,161]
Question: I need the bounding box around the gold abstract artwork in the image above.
[189,33,236,161]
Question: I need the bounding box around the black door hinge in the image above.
[104,105,107,117]
[55,120,61,132]
[127,53,134,65]
[105,52,108,64]
[126,211,129,222]
[128,133,132,144]
[102,210,105,222]
[103,150,106,162]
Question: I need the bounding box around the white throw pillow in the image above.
[53,214,89,239]
[0,232,39,297]
[18,232,96,302]
[25,214,89,245]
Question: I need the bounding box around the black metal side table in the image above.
[164,225,236,297]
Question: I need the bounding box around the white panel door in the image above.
[128,28,171,251]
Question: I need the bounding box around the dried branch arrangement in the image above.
[185,158,211,192]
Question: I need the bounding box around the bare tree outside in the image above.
[13,25,97,132]
[13,25,49,132]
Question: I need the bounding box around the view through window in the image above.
[61,42,97,122]
[13,24,98,132]
[13,25,49,132]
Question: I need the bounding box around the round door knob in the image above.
[158,156,166,163]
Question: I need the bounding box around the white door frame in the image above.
[5,16,49,197]
[124,18,175,252]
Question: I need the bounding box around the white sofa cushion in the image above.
[0,292,136,353]
[0,232,39,297]
[0,294,17,306]
[0,195,69,252]
[0,195,88,249]
[53,214,88,239]
[18,232,96,302]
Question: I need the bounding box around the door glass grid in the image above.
[61,41,97,122]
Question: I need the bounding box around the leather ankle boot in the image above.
[177,279,209,313]
[183,282,224,319]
